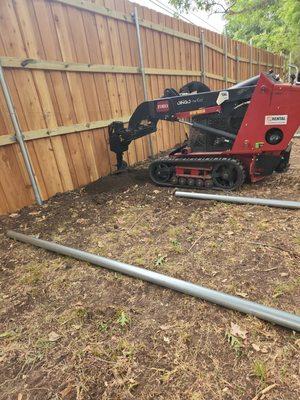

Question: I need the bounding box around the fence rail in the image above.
[0,0,285,214]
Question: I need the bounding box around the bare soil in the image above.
[0,141,299,400]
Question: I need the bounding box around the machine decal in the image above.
[265,115,288,125]
[176,97,204,106]
[216,91,229,105]
[156,100,169,113]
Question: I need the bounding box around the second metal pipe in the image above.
[175,191,300,210]
[7,230,300,331]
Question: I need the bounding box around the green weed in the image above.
[225,331,243,356]
[253,360,267,382]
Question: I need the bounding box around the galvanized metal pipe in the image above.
[133,7,153,156]
[0,64,43,206]
[236,43,240,83]
[224,31,228,86]
[7,230,300,331]
[200,30,206,85]
[175,191,300,210]
[133,7,148,101]
[249,38,253,77]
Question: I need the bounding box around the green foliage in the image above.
[98,322,108,332]
[225,0,300,57]
[169,0,232,14]
[225,331,243,356]
[253,360,268,382]
[116,311,130,327]
[169,0,300,59]
[155,254,167,266]
[0,331,15,339]
[170,238,183,253]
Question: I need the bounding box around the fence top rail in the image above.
[50,0,282,63]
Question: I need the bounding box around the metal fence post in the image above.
[200,30,206,85]
[288,52,292,79]
[0,63,43,206]
[249,38,253,77]
[133,7,148,100]
[133,6,153,156]
[224,30,228,86]
[236,43,240,83]
[279,52,283,77]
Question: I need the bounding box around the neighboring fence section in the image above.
[0,0,284,214]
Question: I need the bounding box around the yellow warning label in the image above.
[190,109,206,116]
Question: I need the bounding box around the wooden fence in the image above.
[0,0,285,214]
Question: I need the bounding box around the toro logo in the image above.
[156,100,169,113]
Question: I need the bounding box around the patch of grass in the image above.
[0,331,15,339]
[35,338,55,350]
[256,220,270,231]
[116,310,130,328]
[167,226,182,238]
[169,238,183,254]
[89,345,106,359]
[75,307,89,320]
[20,262,45,285]
[58,307,90,326]
[135,257,148,266]
[280,365,288,382]
[98,322,109,332]
[273,278,300,298]
[253,360,267,382]
[116,339,135,358]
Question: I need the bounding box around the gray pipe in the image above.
[0,64,43,206]
[7,230,300,331]
[200,30,206,85]
[133,7,148,101]
[175,191,300,210]
[224,29,228,86]
[133,7,153,156]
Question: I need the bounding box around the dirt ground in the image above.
[0,141,299,400]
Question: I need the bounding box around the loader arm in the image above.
[109,79,258,169]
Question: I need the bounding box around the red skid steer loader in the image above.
[109,71,300,190]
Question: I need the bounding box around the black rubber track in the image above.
[149,157,246,190]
